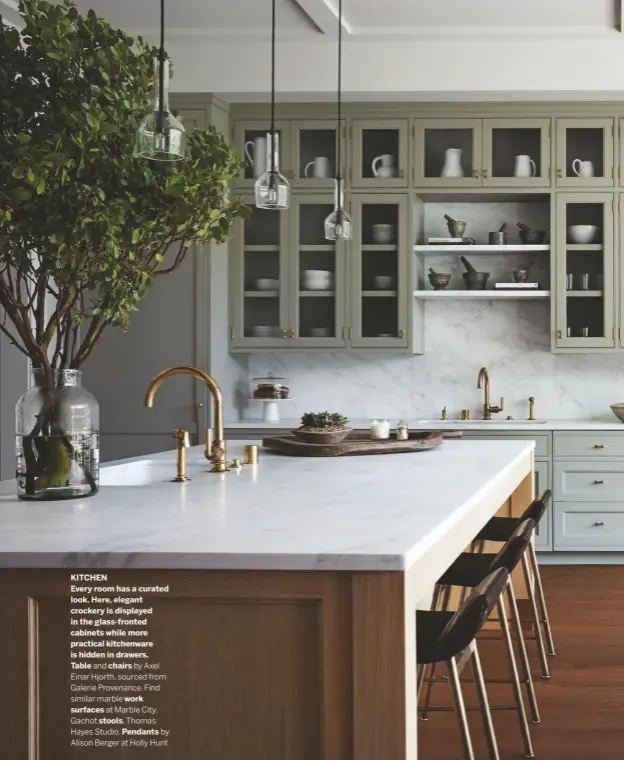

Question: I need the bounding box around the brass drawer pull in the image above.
[593,444,606,449]
[593,480,605,484]
[593,521,606,527]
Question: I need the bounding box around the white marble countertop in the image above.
[0,439,533,572]
[226,417,624,432]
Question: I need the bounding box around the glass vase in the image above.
[16,369,100,501]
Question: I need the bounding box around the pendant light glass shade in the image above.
[324,177,352,240]
[255,131,290,210]
[136,56,186,161]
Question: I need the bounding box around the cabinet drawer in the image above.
[554,460,624,501]
[554,432,624,458]
[554,503,624,550]
[462,432,550,458]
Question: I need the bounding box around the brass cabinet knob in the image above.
[398,169,405,179]
[593,521,606,526]
[593,444,606,449]
[398,329,405,338]
[557,329,563,339]
[281,328,288,339]
[593,480,605,484]
[473,170,480,179]
[557,168,563,178]
[482,169,489,178]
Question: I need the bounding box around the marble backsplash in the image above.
[242,299,624,422]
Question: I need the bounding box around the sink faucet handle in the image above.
[441,406,447,420]
[499,396,504,412]
[173,428,190,448]
[528,396,535,421]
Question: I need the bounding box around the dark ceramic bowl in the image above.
[519,229,546,244]
[463,272,490,290]
[428,273,452,290]
[291,428,352,444]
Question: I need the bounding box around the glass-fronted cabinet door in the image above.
[350,195,408,348]
[290,120,345,190]
[230,198,290,349]
[413,119,482,187]
[351,119,409,189]
[482,119,551,187]
[556,119,614,187]
[288,196,347,348]
[232,120,292,188]
[555,193,615,350]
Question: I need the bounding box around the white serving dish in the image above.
[568,224,597,244]
[372,224,394,244]
[309,327,330,337]
[302,269,332,290]
[255,278,280,290]
[251,325,276,337]
[373,275,395,290]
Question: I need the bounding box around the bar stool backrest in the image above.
[487,518,535,574]
[437,567,510,662]
[520,489,552,525]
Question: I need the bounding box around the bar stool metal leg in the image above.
[471,641,500,760]
[529,541,556,656]
[420,584,451,721]
[496,597,535,758]
[521,552,550,679]
[507,579,540,724]
[447,655,476,760]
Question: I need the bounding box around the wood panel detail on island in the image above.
[0,440,534,760]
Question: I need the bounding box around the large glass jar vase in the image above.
[16,369,99,500]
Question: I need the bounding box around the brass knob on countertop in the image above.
[230,459,243,470]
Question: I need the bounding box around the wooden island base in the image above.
[0,473,533,760]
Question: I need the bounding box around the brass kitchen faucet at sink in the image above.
[144,366,229,473]
[477,367,504,420]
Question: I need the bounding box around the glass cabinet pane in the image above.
[234,203,287,346]
[556,119,614,187]
[233,121,291,186]
[291,121,342,187]
[352,197,407,347]
[414,119,481,187]
[482,119,550,186]
[556,194,614,349]
[352,120,408,188]
[291,200,345,347]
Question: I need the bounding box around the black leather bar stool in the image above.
[421,519,538,759]
[417,568,509,760]
[473,490,555,673]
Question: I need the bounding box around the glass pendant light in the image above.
[324,0,352,240]
[255,0,290,210]
[136,0,187,161]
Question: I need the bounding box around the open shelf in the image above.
[244,290,279,298]
[414,290,551,300]
[566,290,603,298]
[414,244,550,253]
[566,244,603,251]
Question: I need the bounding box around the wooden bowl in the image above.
[291,428,352,444]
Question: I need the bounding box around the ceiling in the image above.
[63,0,622,40]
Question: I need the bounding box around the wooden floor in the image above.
[418,566,624,760]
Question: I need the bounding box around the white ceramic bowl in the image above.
[302,269,332,291]
[568,224,598,244]
[372,224,395,244]
[373,275,395,290]
[255,278,279,291]
[251,325,275,337]
[310,327,330,338]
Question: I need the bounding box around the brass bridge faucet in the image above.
[144,366,229,473]
[477,367,504,421]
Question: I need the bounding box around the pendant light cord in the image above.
[157,0,166,130]
[269,0,276,173]
[336,0,343,183]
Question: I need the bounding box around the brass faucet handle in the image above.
[441,406,447,420]
[528,396,535,421]
[488,397,504,415]
[173,428,190,448]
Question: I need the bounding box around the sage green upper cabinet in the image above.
[230,198,290,349]
[413,119,482,187]
[554,193,615,351]
[233,120,293,189]
[556,119,615,188]
[351,119,409,189]
[290,120,344,190]
[619,193,624,349]
[289,195,347,348]
[350,195,409,348]
[482,119,551,187]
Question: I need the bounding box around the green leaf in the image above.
[155,254,164,262]
[131,229,140,244]
[36,179,46,195]
[11,167,26,179]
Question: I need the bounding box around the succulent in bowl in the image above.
[293,412,352,444]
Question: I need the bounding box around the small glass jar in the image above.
[396,420,409,441]
[370,419,390,440]
[16,369,99,501]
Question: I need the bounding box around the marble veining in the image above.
[0,440,533,571]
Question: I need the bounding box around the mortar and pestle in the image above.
[460,255,489,290]
[428,267,452,290]
[517,221,546,245]
[488,222,507,245]
[444,213,467,238]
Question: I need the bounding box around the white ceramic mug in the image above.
[244,136,267,179]
[572,159,594,178]
[514,155,537,178]
[371,224,394,244]
[372,154,397,178]
[304,156,331,178]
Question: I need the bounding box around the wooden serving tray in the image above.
[262,430,460,458]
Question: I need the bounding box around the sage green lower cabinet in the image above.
[350,195,409,348]
[554,192,615,351]
[553,503,624,550]
[533,459,551,550]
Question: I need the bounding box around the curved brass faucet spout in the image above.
[477,366,504,421]
[144,366,228,473]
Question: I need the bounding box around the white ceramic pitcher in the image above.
[244,136,267,179]
[372,154,397,178]
[514,155,537,178]
[304,156,331,178]
[441,148,463,178]
[572,159,594,178]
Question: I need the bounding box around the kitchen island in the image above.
[0,439,534,760]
